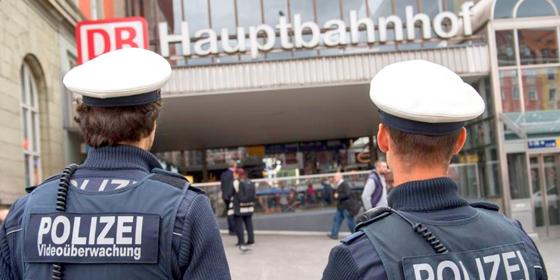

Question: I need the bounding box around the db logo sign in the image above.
[76,17,149,64]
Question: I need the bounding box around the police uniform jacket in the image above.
[0,145,231,280]
[322,177,548,280]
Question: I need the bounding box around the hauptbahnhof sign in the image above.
[158,2,474,59]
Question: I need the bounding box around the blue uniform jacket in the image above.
[322,178,548,280]
[0,145,231,280]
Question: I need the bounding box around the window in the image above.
[342,0,366,23]
[507,153,530,199]
[184,0,213,65]
[264,0,289,25]
[518,28,559,65]
[316,0,341,25]
[528,90,538,101]
[422,0,441,17]
[548,69,556,80]
[238,0,265,61]
[496,30,516,66]
[210,0,238,63]
[395,0,417,18]
[499,70,521,112]
[290,0,317,59]
[184,0,210,31]
[522,67,560,111]
[20,63,41,187]
[513,87,520,100]
[368,0,392,21]
[549,88,557,109]
[494,0,517,19]
[515,0,557,18]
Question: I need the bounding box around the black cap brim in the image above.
[82,90,161,107]
[379,110,464,136]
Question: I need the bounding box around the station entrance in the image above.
[530,153,560,239]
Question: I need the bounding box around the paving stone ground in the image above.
[224,233,560,280]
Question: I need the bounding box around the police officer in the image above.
[322,60,548,280]
[0,48,231,280]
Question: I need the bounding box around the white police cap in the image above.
[63,48,171,107]
[369,60,485,135]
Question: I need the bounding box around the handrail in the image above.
[192,170,371,188]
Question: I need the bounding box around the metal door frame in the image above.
[529,152,560,238]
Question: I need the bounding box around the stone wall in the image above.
[0,0,78,204]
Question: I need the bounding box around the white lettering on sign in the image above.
[37,243,142,261]
[76,17,149,64]
[411,251,530,280]
[159,2,474,59]
[28,214,159,263]
[37,216,144,246]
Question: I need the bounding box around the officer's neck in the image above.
[391,161,449,188]
[118,138,152,151]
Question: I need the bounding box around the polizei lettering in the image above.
[402,243,536,280]
[24,213,160,264]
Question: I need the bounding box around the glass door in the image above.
[543,155,560,237]
[530,154,560,238]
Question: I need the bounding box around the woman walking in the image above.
[228,168,256,252]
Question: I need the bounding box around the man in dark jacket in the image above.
[327,172,359,239]
[220,160,237,234]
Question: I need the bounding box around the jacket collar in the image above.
[388,177,469,212]
[82,145,162,172]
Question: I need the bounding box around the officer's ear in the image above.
[451,128,467,155]
[377,123,390,153]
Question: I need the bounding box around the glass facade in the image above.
[494,0,560,236]
[495,25,560,138]
[156,139,360,183]
[459,78,501,198]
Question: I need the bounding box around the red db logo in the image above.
[76,17,149,64]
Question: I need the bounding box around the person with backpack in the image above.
[227,168,256,251]
[361,161,389,211]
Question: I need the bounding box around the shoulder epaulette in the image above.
[150,168,188,190]
[341,231,365,245]
[355,206,394,230]
[187,185,205,194]
[470,201,500,211]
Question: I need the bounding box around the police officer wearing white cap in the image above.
[0,48,231,280]
[322,60,548,280]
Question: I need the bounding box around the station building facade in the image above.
[104,0,559,237]
[1,0,558,238]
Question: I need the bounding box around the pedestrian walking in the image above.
[327,172,360,240]
[221,160,237,235]
[360,161,389,211]
[228,168,256,252]
[322,60,547,279]
[0,48,230,280]
[321,179,333,205]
